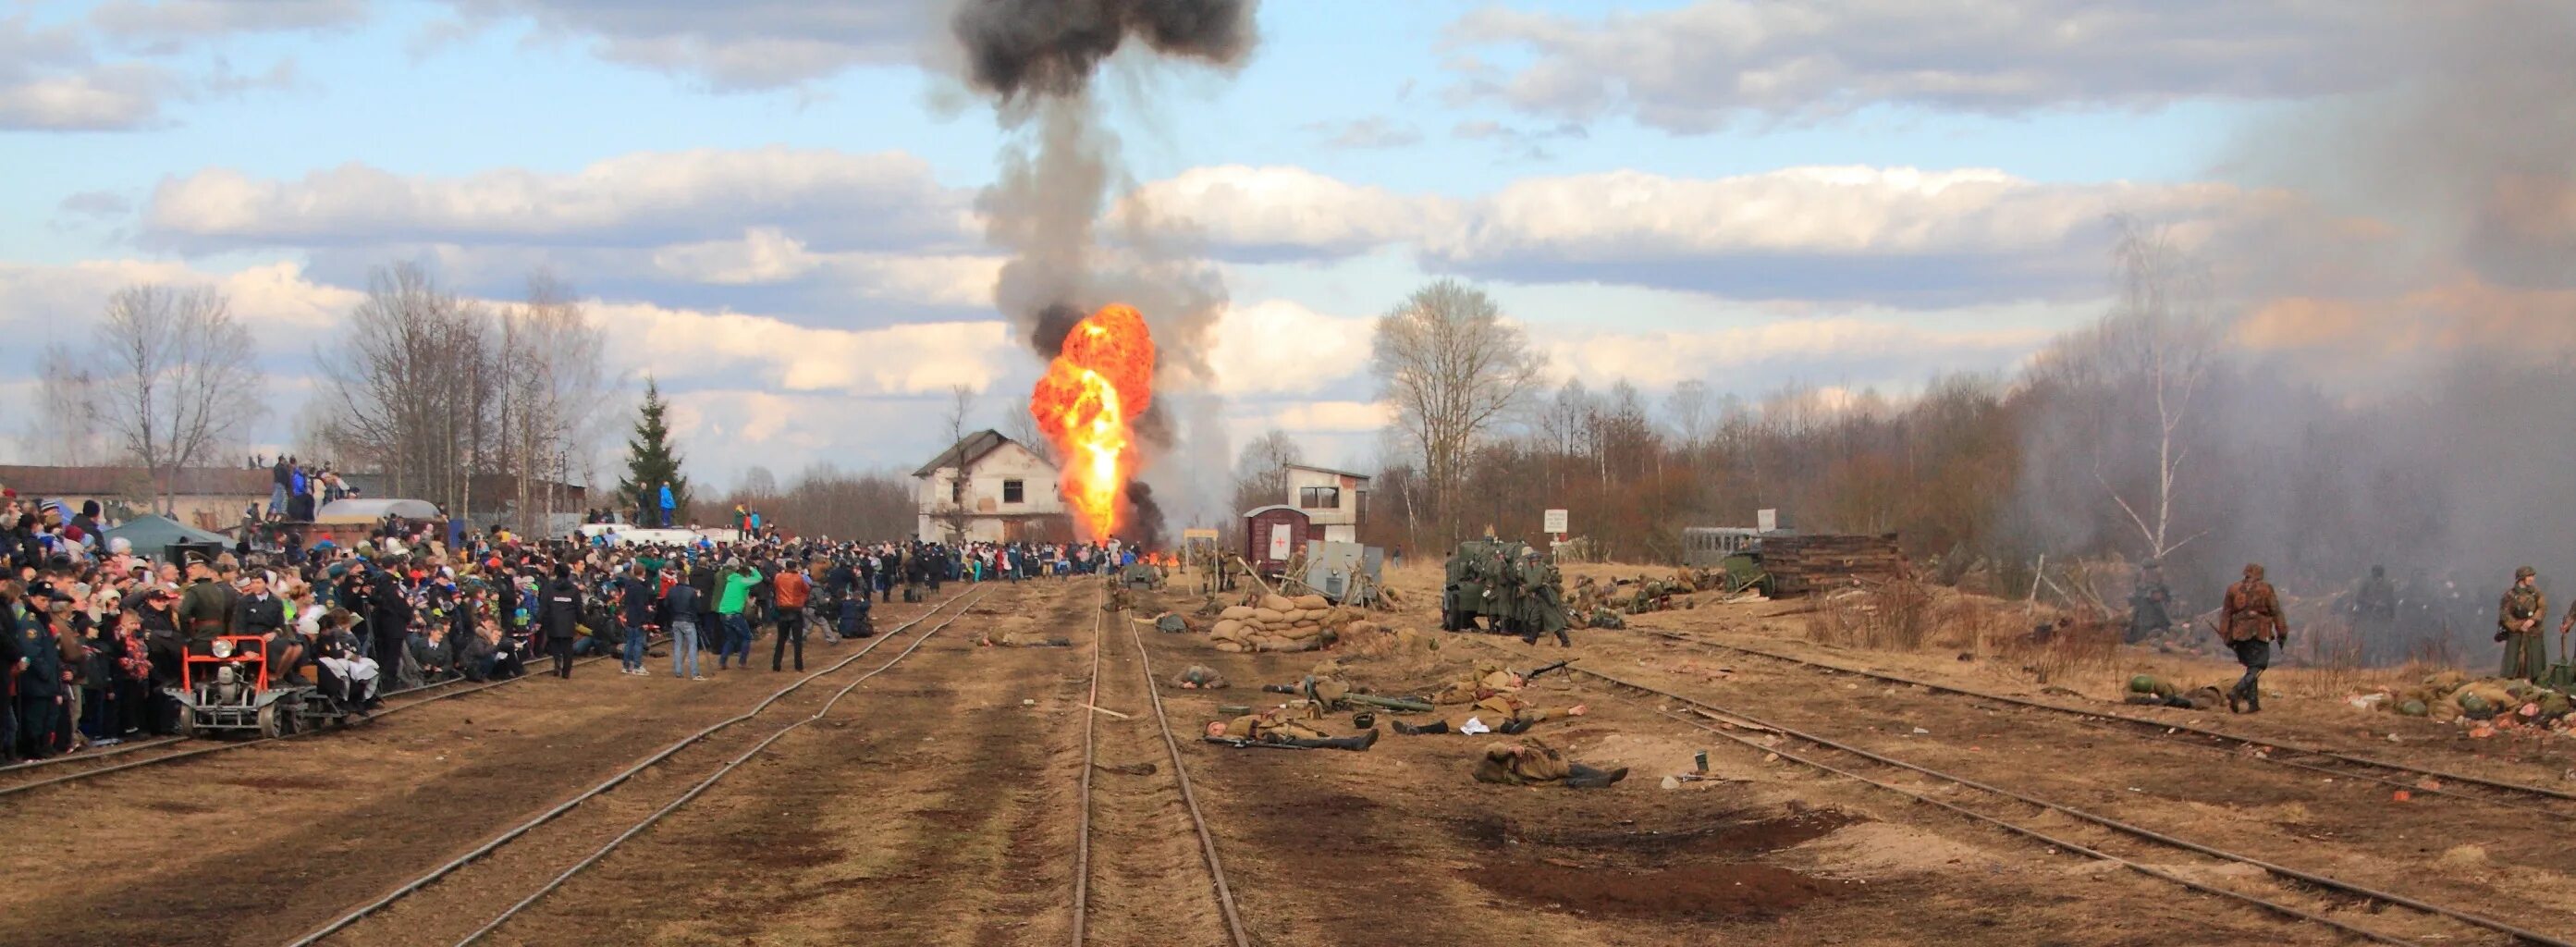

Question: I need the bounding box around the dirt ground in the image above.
[9,565,2570,947]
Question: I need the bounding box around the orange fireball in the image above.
[1030,303,1155,540]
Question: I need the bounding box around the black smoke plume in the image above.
[952,0,1258,533]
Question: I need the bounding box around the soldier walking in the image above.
[2500,567,2549,681]
[2218,563,2288,713]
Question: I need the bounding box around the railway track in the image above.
[1636,627,2576,818]
[1073,589,1250,947]
[283,585,989,947]
[1467,635,2575,947]
[0,651,637,798]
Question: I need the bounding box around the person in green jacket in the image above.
[716,563,761,670]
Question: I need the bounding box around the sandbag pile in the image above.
[2357,670,2576,735]
[1209,594,1377,653]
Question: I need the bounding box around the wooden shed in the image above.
[1241,505,1312,577]
[1760,533,1907,596]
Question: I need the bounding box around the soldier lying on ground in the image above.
[1393,694,1588,735]
[2123,674,2226,710]
[975,631,1073,647]
[1204,704,1380,750]
[1432,660,1525,704]
[1475,736,1626,788]
[1174,665,1230,689]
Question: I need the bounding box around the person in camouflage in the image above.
[2500,567,2549,681]
[1205,704,1379,750]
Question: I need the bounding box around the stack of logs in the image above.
[1208,593,1380,653]
[1762,534,1907,596]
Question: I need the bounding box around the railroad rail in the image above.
[282,586,988,947]
[1467,635,2574,947]
[1637,627,2576,818]
[1068,590,1251,947]
[0,649,638,798]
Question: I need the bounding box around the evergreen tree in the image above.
[616,377,689,523]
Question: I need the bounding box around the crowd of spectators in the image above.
[5,485,1148,764]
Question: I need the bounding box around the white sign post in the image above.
[1757,508,1779,533]
[1542,509,1568,535]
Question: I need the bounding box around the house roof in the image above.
[913,429,1017,478]
[1284,462,1373,482]
[1240,504,1307,519]
[0,465,270,498]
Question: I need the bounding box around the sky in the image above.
[0,0,2486,496]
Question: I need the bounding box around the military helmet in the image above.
[2397,698,2429,717]
[2242,563,2265,580]
[2127,674,2159,695]
[2517,566,2538,581]
[1351,711,1376,729]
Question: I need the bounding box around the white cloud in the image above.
[140,147,974,254]
[1445,0,2398,130]
[1116,166,1445,262]
[647,227,1001,304]
[91,0,368,46]
[595,300,1010,397]
[1140,164,2263,304]
[1538,312,2058,388]
[1270,400,1395,433]
[0,258,361,336]
[433,0,932,91]
[1206,300,1375,397]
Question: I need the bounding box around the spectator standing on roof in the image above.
[658,482,676,528]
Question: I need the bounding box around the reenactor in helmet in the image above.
[1473,736,1626,788]
[2218,563,2288,713]
[2500,567,2549,681]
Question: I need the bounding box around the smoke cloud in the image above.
[951,0,1258,539]
[2012,2,2576,663]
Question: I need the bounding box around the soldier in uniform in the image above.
[2499,566,2549,681]
[2127,560,2172,644]
[1392,694,1588,735]
[1515,549,1571,646]
[1473,736,1626,788]
[2218,563,2288,713]
[1204,705,1379,750]
[975,630,1073,647]
[174,557,238,655]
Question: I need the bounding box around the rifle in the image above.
[1202,735,1309,750]
[1523,658,1576,682]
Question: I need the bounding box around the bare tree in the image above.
[933,383,979,543]
[317,263,497,518]
[1665,378,1712,449]
[1000,403,1055,467]
[1371,279,1546,545]
[739,465,779,499]
[1229,428,1304,515]
[2091,217,2219,560]
[496,272,615,534]
[93,286,264,514]
[23,342,107,466]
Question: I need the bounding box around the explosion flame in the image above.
[1030,303,1155,540]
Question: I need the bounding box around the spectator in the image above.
[661,568,702,681]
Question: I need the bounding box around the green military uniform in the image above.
[1515,553,1570,646]
[176,574,239,652]
[2498,570,2548,681]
